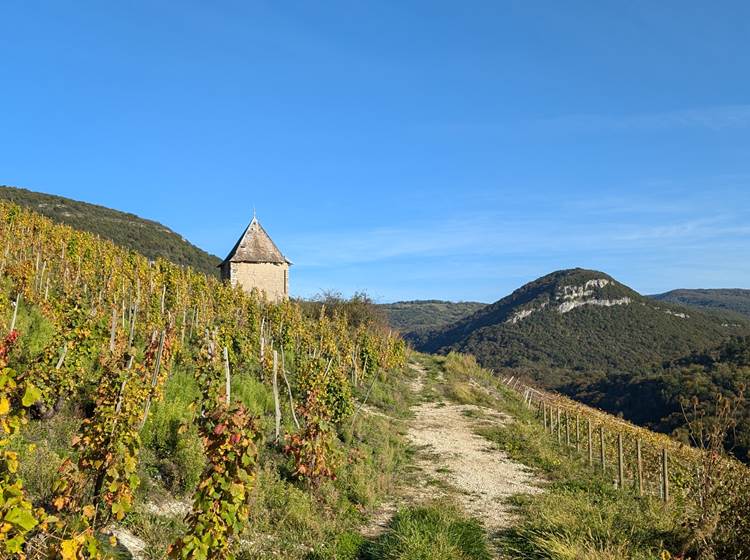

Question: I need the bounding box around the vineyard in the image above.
[502,373,750,557]
[0,202,406,559]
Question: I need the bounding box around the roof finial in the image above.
[252,206,257,222]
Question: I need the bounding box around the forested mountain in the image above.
[381,300,486,332]
[0,185,221,275]
[409,268,749,384]
[651,288,750,319]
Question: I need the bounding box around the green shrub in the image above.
[141,370,205,494]
[14,299,55,359]
[21,405,81,458]
[250,467,323,540]
[121,509,188,558]
[16,441,64,505]
[309,531,365,560]
[232,372,274,417]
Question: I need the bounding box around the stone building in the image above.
[219,215,290,302]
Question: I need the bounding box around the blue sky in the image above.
[2,1,749,302]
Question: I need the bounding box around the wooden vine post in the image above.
[223,346,231,405]
[549,405,554,434]
[140,330,166,430]
[636,438,643,496]
[272,349,281,442]
[599,426,606,472]
[180,308,187,344]
[587,419,593,466]
[109,306,117,352]
[617,433,624,489]
[556,407,561,443]
[661,447,669,503]
[575,414,580,453]
[9,293,20,332]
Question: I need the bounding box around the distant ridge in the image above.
[650,288,750,319]
[0,185,221,276]
[381,300,486,333]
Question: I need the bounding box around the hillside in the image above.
[0,202,409,558]
[410,268,750,383]
[651,288,750,318]
[2,202,747,559]
[381,300,486,332]
[0,185,221,276]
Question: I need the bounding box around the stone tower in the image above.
[219,215,290,302]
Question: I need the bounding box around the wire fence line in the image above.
[502,375,710,503]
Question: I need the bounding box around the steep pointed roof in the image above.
[220,217,290,265]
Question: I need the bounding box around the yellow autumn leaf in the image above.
[0,397,9,415]
[82,505,96,519]
[60,538,80,560]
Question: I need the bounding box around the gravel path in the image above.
[362,361,542,541]
[408,401,541,529]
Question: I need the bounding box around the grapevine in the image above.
[0,329,45,558]
[169,337,259,560]
[0,201,406,557]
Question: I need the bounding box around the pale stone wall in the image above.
[229,261,288,302]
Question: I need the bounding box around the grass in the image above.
[415,352,504,410]
[363,368,416,420]
[126,350,750,559]
[307,502,492,560]
[361,503,492,560]
[135,347,691,559]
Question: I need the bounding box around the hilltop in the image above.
[651,288,750,319]
[381,300,486,332]
[409,268,749,383]
[0,185,221,276]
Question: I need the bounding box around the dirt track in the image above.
[363,362,542,541]
[408,399,541,529]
